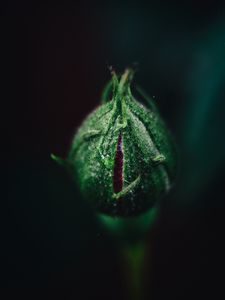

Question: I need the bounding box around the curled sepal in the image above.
[51,154,68,167]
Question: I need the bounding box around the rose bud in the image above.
[52,69,177,217]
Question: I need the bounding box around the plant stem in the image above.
[120,241,146,300]
[98,207,157,299]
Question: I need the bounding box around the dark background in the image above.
[4,0,225,299]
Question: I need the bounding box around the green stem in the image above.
[120,241,146,300]
[98,207,157,299]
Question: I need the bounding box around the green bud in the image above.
[65,69,177,217]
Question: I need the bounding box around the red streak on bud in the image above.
[113,133,123,193]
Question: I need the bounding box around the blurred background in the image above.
[4,0,225,299]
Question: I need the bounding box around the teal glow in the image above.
[98,206,158,242]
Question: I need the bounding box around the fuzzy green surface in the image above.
[68,70,177,217]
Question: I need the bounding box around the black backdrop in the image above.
[4,1,225,299]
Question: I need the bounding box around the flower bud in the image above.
[66,69,177,217]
